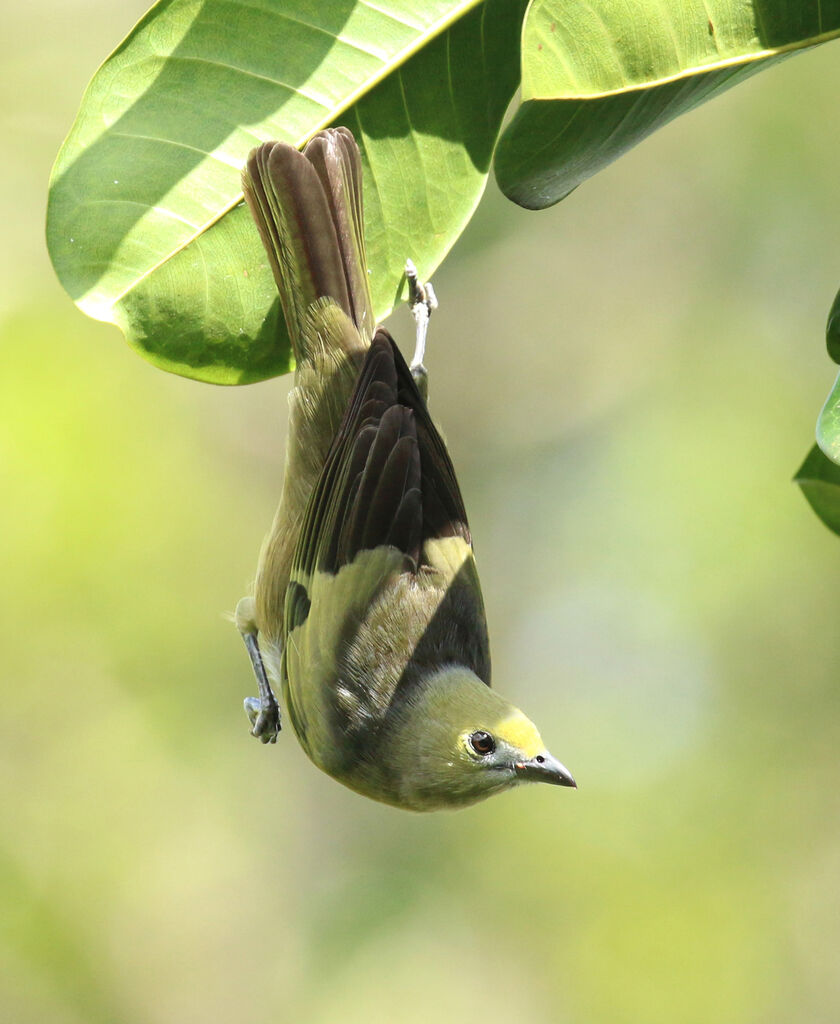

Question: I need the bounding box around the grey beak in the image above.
[516,752,577,788]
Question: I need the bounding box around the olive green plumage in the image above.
[237,128,575,810]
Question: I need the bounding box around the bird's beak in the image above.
[515,752,577,788]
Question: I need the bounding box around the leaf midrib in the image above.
[525,26,840,102]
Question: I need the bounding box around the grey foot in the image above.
[236,596,281,744]
[405,258,438,399]
[244,694,281,744]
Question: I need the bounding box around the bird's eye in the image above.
[469,731,496,755]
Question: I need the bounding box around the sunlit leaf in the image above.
[816,370,840,465]
[495,1,840,208]
[47,0,526,383]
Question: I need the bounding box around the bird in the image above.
[234,127,575,810]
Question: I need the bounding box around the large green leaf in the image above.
[47,0,526,384]
[495,1,840,209]
[795,443,840,536]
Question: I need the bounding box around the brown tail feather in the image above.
[242,128,374,363]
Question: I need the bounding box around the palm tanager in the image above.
[234,128,575,810]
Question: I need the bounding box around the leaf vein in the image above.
[165,54,332,108]
[110,131,244,169]
[357,0,425,32]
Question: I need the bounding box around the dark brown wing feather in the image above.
[293,330,470,581]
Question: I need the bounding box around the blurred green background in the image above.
[4,5,840,1022]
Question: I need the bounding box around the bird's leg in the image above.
[405,258,438,401]
[235,597,281,744]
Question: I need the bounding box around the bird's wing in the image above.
[281,331,490,765]
[293,328,469,583]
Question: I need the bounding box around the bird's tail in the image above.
[242,128,374,363]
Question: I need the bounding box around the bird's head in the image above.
[379,667,576,811]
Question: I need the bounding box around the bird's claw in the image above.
[405,258,437,398]
[244,694,281,744]
[405,258,438,319]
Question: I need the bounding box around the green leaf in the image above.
[795,443,840,536]
[816,370,840,465]
[47,0,526,384]
[826,285,840,363]
[495,1,840,209]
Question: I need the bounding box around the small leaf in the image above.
[495,1,840,209]
[47,0,526,383]
[816,370,840,465]
[826,286,840,363]
[795,443,840,536]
